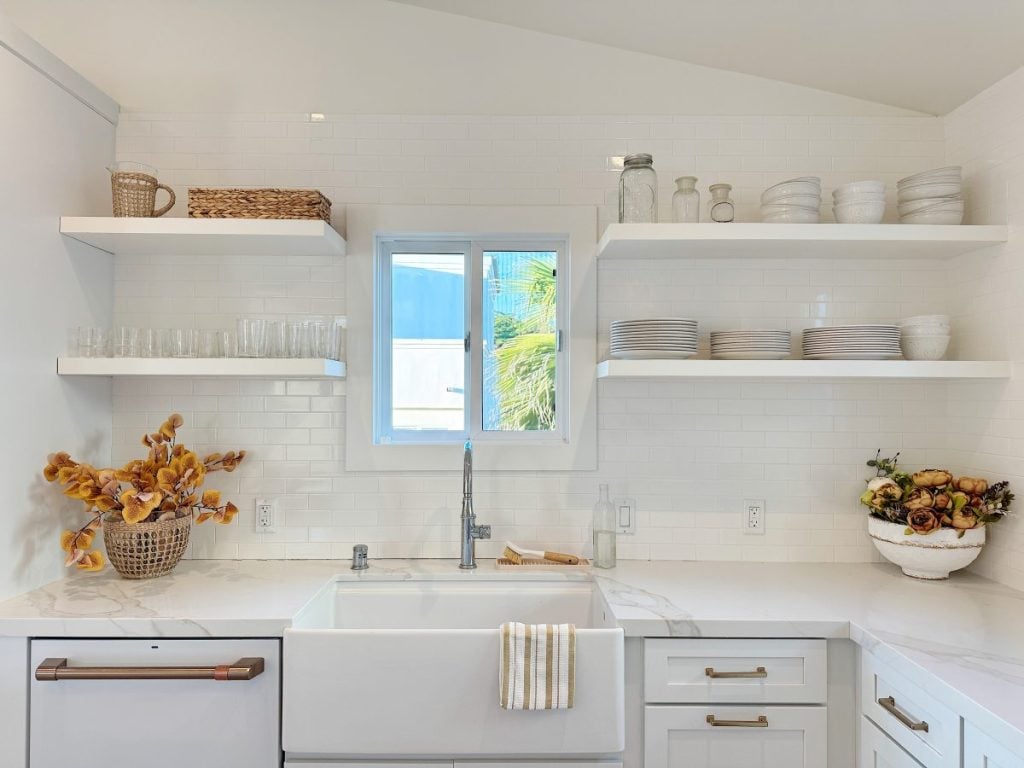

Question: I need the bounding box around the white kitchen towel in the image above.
[499,621,575,710]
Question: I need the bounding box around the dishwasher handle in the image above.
[35,657,265,682]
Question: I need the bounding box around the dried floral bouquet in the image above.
[43,414,245,571]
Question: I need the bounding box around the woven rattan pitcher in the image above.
[108,161,176,217]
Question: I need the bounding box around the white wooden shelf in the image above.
[597,359,1011,380]
[60,216,346,257]
[57,357,346,378]
[597,223,1008,260]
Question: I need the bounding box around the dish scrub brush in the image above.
[503,541,581,565]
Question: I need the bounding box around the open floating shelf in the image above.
[57,358,346,378]
[597,223,1008,260]
[60,216,346,257]
[597,359,1011,380]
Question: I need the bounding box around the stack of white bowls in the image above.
[761,177,821,223]
[710,329,791,360]
[832,180,886,224]
[900,315,950,360]
[897,167,964,224]
[610,318,698,359]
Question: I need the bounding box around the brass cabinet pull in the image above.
[706,714,769,728]
[35,657,264,682]
[705,665,767,679]
[878,696,929,732]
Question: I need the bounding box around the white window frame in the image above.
[374,237,569,446]
[346,205,597,472]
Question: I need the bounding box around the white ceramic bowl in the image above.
[897,196,963,215]
[900,209,964,225]
[833,199,886,224]
[762,178,822,202]
[834,180,885,197]
[898,166,962,187]
[764,193,821,208]
[833,190,886,201]
[761,207,820,224]
[868,517,983,579]
[901,334,951,360]
[898,181,963,202]
[901,314,950,327]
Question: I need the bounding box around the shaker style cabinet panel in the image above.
[860,652,959,768]
[30,639,280,768]
[644,638,827,704]
[644,705,827,768]
[964,722,1024,768]
[860,717,925,768]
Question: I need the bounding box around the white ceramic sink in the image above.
[282,574,625,758]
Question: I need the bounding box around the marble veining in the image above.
[0,559,1022,751]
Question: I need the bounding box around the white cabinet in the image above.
[964,722,1024,768]
[860,717,924,767]
[644,705,827,768]
[30,639,280,768]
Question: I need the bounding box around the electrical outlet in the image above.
[614,497,637,535]
[255,499,276,533]
[744,499,765,534]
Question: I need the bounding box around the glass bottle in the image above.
[618,153,658,223]
[672,176,700,223]
[592,483,617,569]
[709,183,735,223]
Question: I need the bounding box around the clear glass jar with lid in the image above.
[618,153,658,223]
[672,176,700,222]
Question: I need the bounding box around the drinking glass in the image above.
[197,329,222,358]
[308,318,330,358]
[139,328,167,358]
[328,316,347,361]
[112,327,140,358]
[66,328,80,356]
[168,328,197,358]
[237,319,266,358]
[286,321,308,358]
[220,330,237,358]
[266,320,287,358]
[78,327,110,357]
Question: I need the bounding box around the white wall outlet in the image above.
[255,499,276,533]
[614,497,637,534]
[744,499,765,534]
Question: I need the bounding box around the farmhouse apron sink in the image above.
[282,574,625,758]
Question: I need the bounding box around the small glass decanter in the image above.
[672,176,700,223]
[709,183,735,223]
[592,483,617,569]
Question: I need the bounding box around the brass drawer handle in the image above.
[878,696,929,732]
[705,665,767,679]
[35,657,265,682]
[706,714,769,728]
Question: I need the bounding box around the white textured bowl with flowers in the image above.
[859,453,1012,580]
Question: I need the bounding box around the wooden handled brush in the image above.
[503,541,581,565]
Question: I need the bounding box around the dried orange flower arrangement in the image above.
[43,414,246,572]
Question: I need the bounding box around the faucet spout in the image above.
[459,439,489,569]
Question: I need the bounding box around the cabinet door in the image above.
[860,717,924,768]
[31,639,280,768]
[964,723,1024,768]
[645,705,826,768]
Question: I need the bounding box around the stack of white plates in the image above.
[710,329,791,360]
[761,177,822,223]
[802,325,902,360]
[832,180,886,224]
[610,318,697,359]
[897,167,964,224]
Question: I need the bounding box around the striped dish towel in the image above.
[499,622,576,710]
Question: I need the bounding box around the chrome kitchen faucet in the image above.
[459,440,491,569]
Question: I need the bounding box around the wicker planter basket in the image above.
[103,514,191,579]
[188,188,331,221]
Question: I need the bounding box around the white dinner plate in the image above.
[711,351,792,360]
[610,349,698,359]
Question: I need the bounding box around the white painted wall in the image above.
[0,0,924,118]
[944,64,1024,591]
[0,40,114,601]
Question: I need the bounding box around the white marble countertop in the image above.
[1,559,1022,751]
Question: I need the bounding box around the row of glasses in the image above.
[68,317,345,360]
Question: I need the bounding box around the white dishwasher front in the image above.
[30,638,280,768]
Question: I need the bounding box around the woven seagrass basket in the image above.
[188,188,331,221]
[104,514,191,579]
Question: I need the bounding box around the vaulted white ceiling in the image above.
[391,0,1024,115]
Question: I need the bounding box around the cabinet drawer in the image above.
[964,722,1024,768]
[644,638,827,703]
[860,716,924,767]
[644,704,827,768]
[860,652,959,768]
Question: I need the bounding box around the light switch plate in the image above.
[614,497,637,534]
